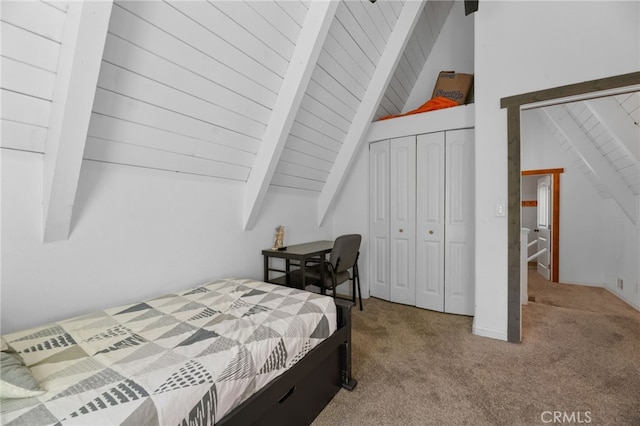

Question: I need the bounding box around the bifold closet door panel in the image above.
[415,132,445,312]
[444,128,475,316]
[369,128,474,315]
[369,140,390,301]
[389,136,416,306]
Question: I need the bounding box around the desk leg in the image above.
[263,255,269,282]
[285,259,290,286]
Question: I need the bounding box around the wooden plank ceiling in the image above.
[2,0,453,181]
[1,0,455,237]
[4,0,636,236]
[539,92,640,223]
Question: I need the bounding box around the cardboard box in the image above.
[431,71,474,105]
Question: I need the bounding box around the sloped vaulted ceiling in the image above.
[0,0,454,239]
[539,91,640,224]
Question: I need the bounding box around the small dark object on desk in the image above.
[277,247,287,251]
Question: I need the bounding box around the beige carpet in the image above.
[312,272,640,426]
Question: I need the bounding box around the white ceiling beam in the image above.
[537,109,613,199]
[243,0,338,230]
[584,97,640,162]
[543,105,638,224]
[317,0,426,226]
[43,0,113,242]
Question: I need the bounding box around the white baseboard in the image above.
[559,280,603,288]
[604,286,640,312]
[472,322,508,341]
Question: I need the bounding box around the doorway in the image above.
[501,71,640,343]
[521,169,563,283]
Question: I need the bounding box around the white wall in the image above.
[603,199,640,310]
[330,142,370,299]
[474,1,640,340]
[521,110,605,286]
[404,0,474,113]
[1,150,332,333]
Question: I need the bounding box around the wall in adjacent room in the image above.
[602,199,640,310]
[521,109,605,287]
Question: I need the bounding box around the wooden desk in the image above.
[262,240,333,291]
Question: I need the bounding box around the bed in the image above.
[1,278,355,425]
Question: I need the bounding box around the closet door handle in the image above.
[399,228,404,233]
[429,230,434,235]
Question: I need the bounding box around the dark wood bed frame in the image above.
[217,299,356,425]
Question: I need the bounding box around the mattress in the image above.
[1,278,337,425]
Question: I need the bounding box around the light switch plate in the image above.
[496,203,506,217]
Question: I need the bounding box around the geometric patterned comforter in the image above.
[1,278,337,425]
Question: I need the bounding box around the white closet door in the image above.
[389,136,416,305]
[444,129,475,316]
[416,132,445,311]
[369,140,390,300]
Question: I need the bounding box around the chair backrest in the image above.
[329,234,362,273]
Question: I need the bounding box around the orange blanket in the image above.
[377,96,458,121]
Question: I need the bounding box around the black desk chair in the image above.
[291,234,363,310]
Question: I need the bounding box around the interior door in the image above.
[443,129,475,316]
[369,140,390,300]
[415,132,445,311]
[389,136,416,305]
[536,175,552,280]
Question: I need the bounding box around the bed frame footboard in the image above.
[217,299,355,425]
[336,299,357,391]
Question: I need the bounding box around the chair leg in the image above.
[331,275,337,300]
[351,277,356,305]
[355,264,363,311]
